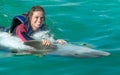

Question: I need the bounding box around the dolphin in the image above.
[0,33,110,58]
[48,44,110,58]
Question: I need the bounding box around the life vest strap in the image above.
[9,15,27,34]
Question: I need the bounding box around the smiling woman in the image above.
[9,6,46,42]
[5,6,66,45]
[27,6,45,31]
[30,11,44,31]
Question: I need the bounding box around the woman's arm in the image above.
[16,24,34,42]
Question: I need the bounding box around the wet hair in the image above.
[9,6,46,34]
[27,6,45,26]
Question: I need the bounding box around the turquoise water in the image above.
[0,0,120,75]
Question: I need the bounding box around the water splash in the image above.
[0,32,33,50]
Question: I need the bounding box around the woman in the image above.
[9,6,66,45]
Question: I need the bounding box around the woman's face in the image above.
[30,11,44,30]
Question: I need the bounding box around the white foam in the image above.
[32,31,55,42]
[0,32,33,50]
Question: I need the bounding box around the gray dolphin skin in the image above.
[48,44,110,58]
[24,40,110,58]
[24,40,57,50]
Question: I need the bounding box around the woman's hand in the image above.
[55,39,67,44]
[41,39,51,46]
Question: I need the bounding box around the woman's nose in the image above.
[38,18,41,22]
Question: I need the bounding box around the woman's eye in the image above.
[40,17,44,19]
[35,17,39,19]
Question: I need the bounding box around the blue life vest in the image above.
[9,15,45,35]
[9,15,26,34]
